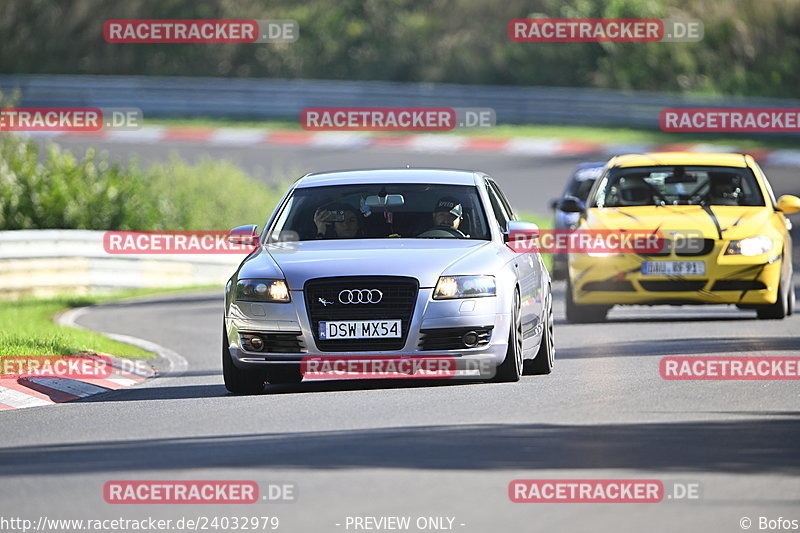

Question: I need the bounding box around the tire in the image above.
[222,326,267,394]
[266,364,304,385]
[493,289,523,383]
[524,292,554,375]
[565,277,610,323]
[756,280,788,320]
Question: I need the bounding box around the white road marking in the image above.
[104,126,166,143]
[764,150,800,167]
[310,132,371,149]
[408,134,467,152]
[209,127,269,145]
[0,386,52,409]
[25,378,108,397]
[504,138,561,155]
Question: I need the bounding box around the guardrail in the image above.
[0,230,241,298]
[2,74,800,131]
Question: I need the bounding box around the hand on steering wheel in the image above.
[418,225,466,238]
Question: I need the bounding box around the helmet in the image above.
[616,179,651,206]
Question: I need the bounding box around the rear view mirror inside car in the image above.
[365,194,405,208]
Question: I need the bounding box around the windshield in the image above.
[591,166,766,208]
[566,176,600,201]
[268,183,491,241]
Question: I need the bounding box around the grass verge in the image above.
[0,286,219,359]
[518,211,553,274]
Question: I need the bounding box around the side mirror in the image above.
[228,224,259,245]
[504,220,540,244]
[558,196,586,213]
[549,199,559,210]
[776,195,800,214]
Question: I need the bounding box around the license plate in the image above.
[642,261,706,276]
[319,320,401,340]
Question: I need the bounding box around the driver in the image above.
[415,196,467,238]
[616,178,652,206]
[431,196,464,231]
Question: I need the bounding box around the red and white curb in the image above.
[0,306,188,411]
[23,126,800,167]
[0,355,154,411]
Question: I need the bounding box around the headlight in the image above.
[725,236,773,256]
[433,275,496,299]
[235,279,290,302]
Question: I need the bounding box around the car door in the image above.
[484,178,543,344]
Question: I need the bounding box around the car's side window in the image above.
[484,179,510,232]
[489,180,516,221]
[751,161,777,208]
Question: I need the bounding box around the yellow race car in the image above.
[564,152,800,322]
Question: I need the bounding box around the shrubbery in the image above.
[1,0,799,97]
[0,134,286,231]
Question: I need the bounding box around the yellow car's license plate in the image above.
[642,261,706,276]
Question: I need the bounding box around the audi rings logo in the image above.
[338,289,383,304]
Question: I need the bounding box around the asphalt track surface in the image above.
[3,137,800,532]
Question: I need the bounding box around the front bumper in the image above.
[225,287,510,368]
[569,249,783,306]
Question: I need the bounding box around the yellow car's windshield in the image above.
[592,166,766,208]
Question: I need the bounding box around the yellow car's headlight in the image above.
[725,236,773,256]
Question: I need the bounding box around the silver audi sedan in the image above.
[223,168,554,393]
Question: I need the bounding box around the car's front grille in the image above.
[639,238,715,257]
[639,280,708,292]
[676,238,715,256]
[582,280,636,292]
[711,280,767,291]
[305,276,419,352]
[418,326,493,351]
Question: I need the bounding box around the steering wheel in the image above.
[642,182,669,206]
[417,226,466,238]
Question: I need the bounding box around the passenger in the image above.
[706,174,742,206]
[313,203,362,238]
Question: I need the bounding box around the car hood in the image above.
[585,206,774,240]
[239,239,496,289]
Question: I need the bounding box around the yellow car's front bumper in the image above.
[569,245,783,306]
